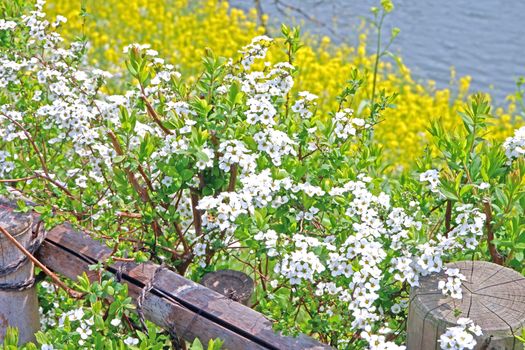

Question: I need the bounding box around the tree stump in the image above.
[201,269,254,306]
[407,260,525,350]
[0,207,40,345]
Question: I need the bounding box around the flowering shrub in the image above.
[42,0,522,168]
[36,274,171,349]
[2,1,525,349]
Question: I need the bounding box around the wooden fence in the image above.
[0,198,331,349]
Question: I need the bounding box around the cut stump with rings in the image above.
[201,269,254,306]
[407,260,525,350]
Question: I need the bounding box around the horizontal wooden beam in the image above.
[0,197,331,350]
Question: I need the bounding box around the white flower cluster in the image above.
[168,101,196,118]
[276,245,326,285]
[0,19,17,31]
[246,95,277,125]
[263,177,417,349]
[123,43,153,54]
[0,56,27,88]
[254,128,297,166]
[0,0,133,194]
[419,169,440,193]
[0,150,15,178]
[439,318,482,350]
[196,147,215,170]
[291,91,318,119]
[296,206,319,221]
[333,108,368,140]
[198,170,285,234]
[58,308,94,346]
[1,4,497,348]
[448,204,485,249]
[391,204,484,289]
[198,191,251,233]
[155,133,189,156]
[22,0,55,44]
[218,140,257,174]
[254,229,279,256]
[240,35,273,70]
[364,333,407,350]
[438,268,465,299]
[503,126,525,162]
[240,67,294,126]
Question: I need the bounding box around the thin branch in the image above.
[228,164,238,192]
[107,130,149,203]
[140,93,173,135]
[444,200,452,237]
[482,199,504,265]
[1,113,78,201]
[1,113,49,174]
[0,175,38,183]
[0,225,84,299]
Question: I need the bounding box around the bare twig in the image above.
[482,199,504,265]
[140,94,173,135]
[444,200,452,237]
[228,164,238,192]
[0,225,84,299]
[0,175,38,183]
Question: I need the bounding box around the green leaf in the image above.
[189,338,204,350]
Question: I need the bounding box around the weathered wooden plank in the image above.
[37,239,266,349]
[0,197,331,350]
[39,224,330,349]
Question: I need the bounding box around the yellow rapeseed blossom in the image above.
[46,0,519,167]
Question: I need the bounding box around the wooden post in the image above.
[407,260,525,349]
[201,269,254,306]
[0,207,40,345]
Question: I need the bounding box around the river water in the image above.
[231,0,525,102]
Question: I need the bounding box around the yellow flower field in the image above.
[45,0,521,167]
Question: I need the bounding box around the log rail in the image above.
[0,198,331,349]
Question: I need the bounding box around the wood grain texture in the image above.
[0,203,40,345]
[38,224,330,349]
[201,269,254,306]
[0,198,331,349]
[407,261,525,350]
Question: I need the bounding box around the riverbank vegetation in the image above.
[1,0,525,349]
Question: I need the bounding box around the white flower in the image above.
[124,337,139,346]
[0,19,17,31]
[332,108,368,141]
[291,91,317,118]
[110,318,122,327]
[438,268,465,299]
[240,36,273,70]
[123,43,151,53]
[75,175,88,189]
[503,126,525,162]
[419,169,440,193]
[390,304,401,314]
[253,128,297,166]
[439,318,481,350]
[477,182,490,190]
[76,322,92,340]
[218,140,257,174]
[52,15,67,27]
[69,308,84,321]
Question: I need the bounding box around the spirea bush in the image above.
[2,1,525,349]
[42,0,522,168]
